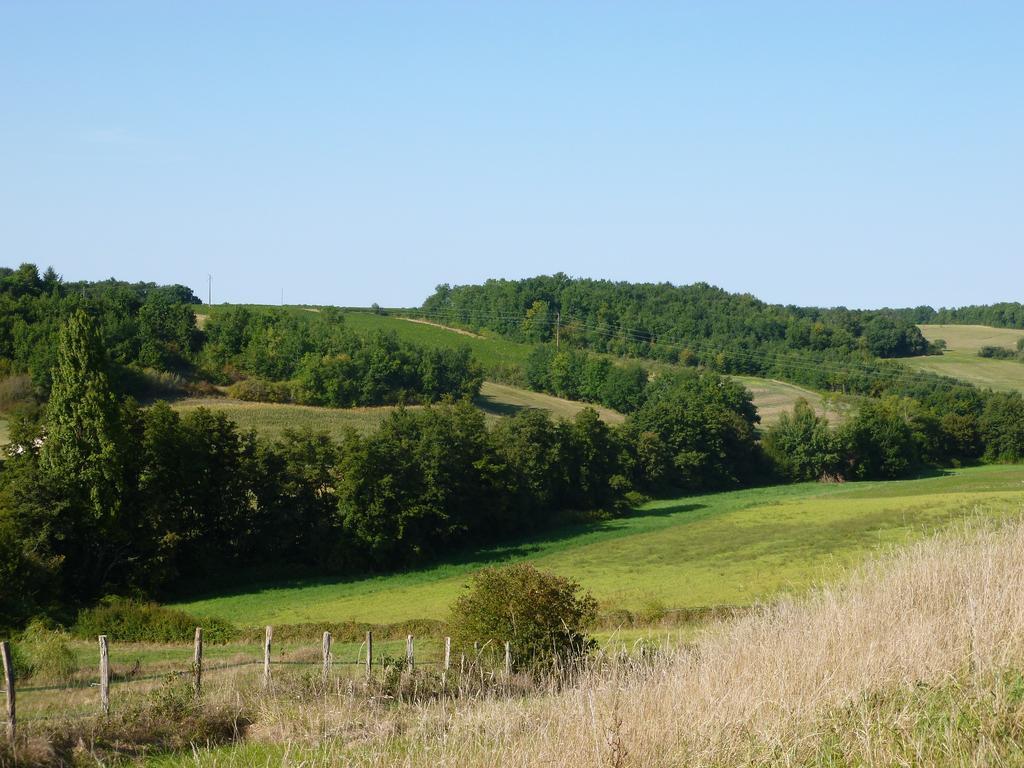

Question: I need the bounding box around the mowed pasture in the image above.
[919,323,1024,351]
[175,465,1024,627]
[169,381,624,441]
[474,380,624,424]
[908,324,1024,392]
[732,375,850,426]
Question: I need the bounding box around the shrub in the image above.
[227,377,292,403]
[12,620,78,683]
[978,345,1016,360]
[73,598,237,644]
[448,563,598,671]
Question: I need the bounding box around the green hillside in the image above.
[174,464,1024,627]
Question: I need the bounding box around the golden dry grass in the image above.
[135,501,1024,767]
[919,324,1024,352]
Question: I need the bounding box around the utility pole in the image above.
[555,311,561,348]
[207,274,212,306]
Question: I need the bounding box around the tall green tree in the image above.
[40,310,124,514]
[762,399,843,481]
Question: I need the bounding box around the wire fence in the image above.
[2,630,506,735]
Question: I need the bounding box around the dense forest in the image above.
[421,275,938,361]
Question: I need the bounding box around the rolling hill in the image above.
[908,324,1024,392]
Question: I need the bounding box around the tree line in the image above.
[887,302,1024,329]
[422,274,937,361]
[3,310,1024,631]
[0,264,481,407]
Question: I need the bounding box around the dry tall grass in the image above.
[238,507,1024,767]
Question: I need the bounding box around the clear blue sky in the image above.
[1,2,1021,309]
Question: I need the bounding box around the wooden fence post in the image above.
[442,636,451,688]
[99,635,110,715]
[1,641,14,742]
[262,626,273,689]
[193,627,203,698]
[321,631,332,686]
[406,634,414,670]
[504,641,511,676]
[365,631,373,677]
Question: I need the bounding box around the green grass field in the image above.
[175,465,1024,627]
[342,310,536,376]
[908,324,1024,392]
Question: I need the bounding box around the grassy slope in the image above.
[174,464,1024,627]
[732,375,848,425]
[170,380,622,441]
[474,380,624,424]
[342,311,534,373]
[909,324,1024,392]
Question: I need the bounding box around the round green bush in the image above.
[448,563,597,671]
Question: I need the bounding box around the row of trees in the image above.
[887,302,1024,329]
[763,392,1024,482]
